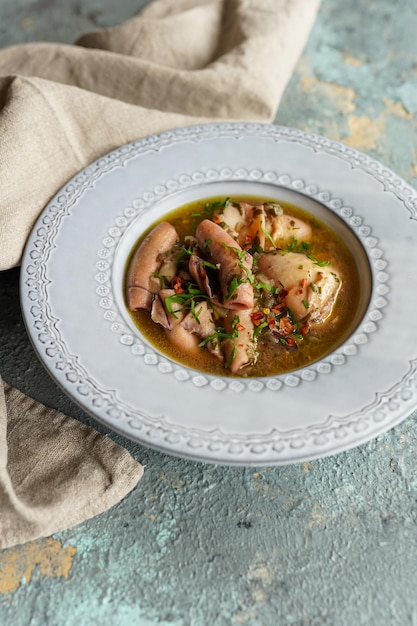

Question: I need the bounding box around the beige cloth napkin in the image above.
[0,382,143,548]
[0,0,320,548]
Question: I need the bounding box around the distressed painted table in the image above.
[1,1,417,624]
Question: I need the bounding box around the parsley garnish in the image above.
[307,253,331,267]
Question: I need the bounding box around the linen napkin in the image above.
[0,0,321,548]
[0,381,144,548]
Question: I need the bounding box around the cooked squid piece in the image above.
[151,288,200,354]
[151,291,223,360]
[222,309,257,373]
[257,251,342,323]
[195,219,254,310]
[188,254,215,298]
[126,222,179,310]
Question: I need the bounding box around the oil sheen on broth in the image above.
[125,196,360,377]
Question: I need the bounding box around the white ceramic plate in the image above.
[20,123,417,465]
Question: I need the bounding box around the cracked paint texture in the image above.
[0,539,76,593]
[277,0,417,189]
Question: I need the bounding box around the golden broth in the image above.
[126,196,361,377]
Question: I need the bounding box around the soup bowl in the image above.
[114,181,372,378]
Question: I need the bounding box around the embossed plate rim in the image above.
[20,122,417,465]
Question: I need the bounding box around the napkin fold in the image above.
[0,0,320,548]
[0,381,143,549]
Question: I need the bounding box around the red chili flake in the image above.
[300,321,310,336]
[235,322,246,331]
[250,311,264,326]
[286,337,297,347]
[173,276,185,293]
[267,317,276,329]
[296,277,308,295]
[271,303,284,313]
[279,316,295,334]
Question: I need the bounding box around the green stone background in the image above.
[1,1,417,624]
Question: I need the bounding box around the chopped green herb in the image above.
[286,307,297,328]
[281,238,312,255]
[164,294,186,318]
[307,253,331,267]
[164,283,208,319]
[203,197,231,220]
[231,314,241,330]
[152,272,166,288]
[256,281,280,294]
[225,276,240,300]
[247,244,265,255]
[225,344,236,369]
[198,325,238,347]
[286,237,298,251]
[253,321,268,339]
[296,241,311,254]
[181,247,218,270]
[260,224,276,248]
[190,301,203,323]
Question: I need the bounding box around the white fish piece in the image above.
[268,214,312,246]
[181,301,223,360]
[257,251,341,323]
